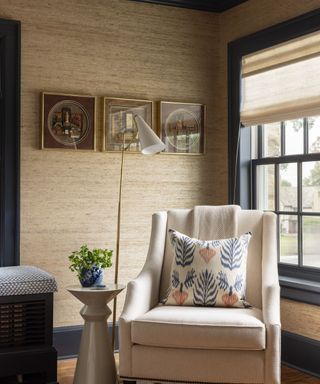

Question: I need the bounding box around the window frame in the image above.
[0,19,21,266]
[228,9,320,305]
[252,154,320,276]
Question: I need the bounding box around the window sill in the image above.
[280,275,320,306]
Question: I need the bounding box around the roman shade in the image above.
[241,31,320,126]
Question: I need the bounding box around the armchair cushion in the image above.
[132,304,265,350]
[163,229,251,307]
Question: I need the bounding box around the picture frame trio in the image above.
[41,92,206,154]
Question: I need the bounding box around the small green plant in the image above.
[68,245,113,279]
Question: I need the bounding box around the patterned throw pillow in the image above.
[163,229,251,308]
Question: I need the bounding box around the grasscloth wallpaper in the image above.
[0,0,319,341]
[0,0,220,326]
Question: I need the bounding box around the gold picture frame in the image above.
[103,97,154,153]
[41,92,96,151]
[159,101,206,155]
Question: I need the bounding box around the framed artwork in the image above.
[159,101,205,154]
[41,92,96,150]
[103,97,153,152]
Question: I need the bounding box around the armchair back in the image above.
[159,208,265,309]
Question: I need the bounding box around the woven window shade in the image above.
[241,31,320,126]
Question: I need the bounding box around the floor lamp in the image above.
[111,114,165,350]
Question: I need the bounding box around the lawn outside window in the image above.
[252,115,320,270]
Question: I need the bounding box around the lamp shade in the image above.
[134,115,166,155]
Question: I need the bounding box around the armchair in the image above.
[119,207,281,384]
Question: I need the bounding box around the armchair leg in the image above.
[123,381,136,384]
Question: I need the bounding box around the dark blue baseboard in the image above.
[281,330,320,378]
[53,324,119,360]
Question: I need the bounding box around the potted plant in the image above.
[68,245,113,287]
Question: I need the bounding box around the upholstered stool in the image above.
[0,266,58,384]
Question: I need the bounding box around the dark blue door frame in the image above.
[0,19,20,266]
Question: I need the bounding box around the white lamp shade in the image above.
[134,115,166,155]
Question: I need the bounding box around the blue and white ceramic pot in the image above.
[79,266,104,287]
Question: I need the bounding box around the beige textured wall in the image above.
[0,0,220,326]
[219,0,320,340]
[281,299,320,341]
[1,0,319,337]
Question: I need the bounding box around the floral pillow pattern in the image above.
[163,229,252,308]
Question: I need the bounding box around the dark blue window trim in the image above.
[228,9,320,306]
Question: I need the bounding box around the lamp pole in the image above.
[110,115,165,352]
[111,138,126,351]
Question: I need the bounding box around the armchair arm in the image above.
[262,212,281,326]
[120,265,161,322]
[262,212,281,384]
[120,211,167,321]
[263,284,281,327]
[119,211,167,377]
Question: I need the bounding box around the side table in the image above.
[67,284,125,384]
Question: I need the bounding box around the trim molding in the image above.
[282,331,320,378]
[53,324,119,359]
[130,0,247,13]
[0,18,21,267]
[280,276,320,306]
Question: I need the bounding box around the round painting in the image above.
[164,108,200,151]
[47,100,90,146]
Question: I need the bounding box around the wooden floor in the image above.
[58,357,320,384]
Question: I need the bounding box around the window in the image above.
[228,9,320,305]
[252,116,320,270]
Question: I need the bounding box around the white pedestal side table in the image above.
[67,284,125,384]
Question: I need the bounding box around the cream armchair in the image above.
[119,207,281,384]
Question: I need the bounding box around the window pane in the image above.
[308,116,320,153]
[251,125,259,160]
[303,216,320,268]
[285,119,304,155]
[280,214,298,265]
[302,161,320,212]
[256,164,275,210]
[263,122,281,157]
[279,163,297,211]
